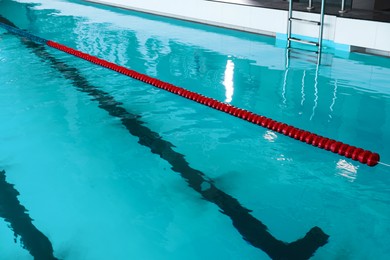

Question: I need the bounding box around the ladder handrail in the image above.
[339,0,347,13]
[287,0,293,48]
[318,0,326,56]
[287,0,326,64]
[307,0,314,10]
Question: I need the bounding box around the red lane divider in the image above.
[46,40,380,167]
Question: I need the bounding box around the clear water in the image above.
[0,0,389,259]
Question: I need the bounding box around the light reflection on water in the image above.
[336,159,358,182]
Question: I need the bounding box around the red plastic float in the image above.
[46,40,380,167]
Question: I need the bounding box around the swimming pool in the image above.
[1,0,389,259]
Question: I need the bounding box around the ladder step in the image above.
[288,48,320,55]
[288,37,319,46]
[289,17,321,25]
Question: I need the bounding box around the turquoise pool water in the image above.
[0,0,389,259]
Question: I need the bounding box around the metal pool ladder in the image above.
[287,0,326,63]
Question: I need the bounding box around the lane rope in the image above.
[0,22,381,167]
[378,162,390,168]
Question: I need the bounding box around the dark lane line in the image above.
[0,15,328,259]
[0,170,58,260]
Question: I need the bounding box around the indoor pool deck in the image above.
[86,0,390,56]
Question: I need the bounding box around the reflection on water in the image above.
[336,159,358,182]
[263,130,277,142]
[223,59,234,103]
